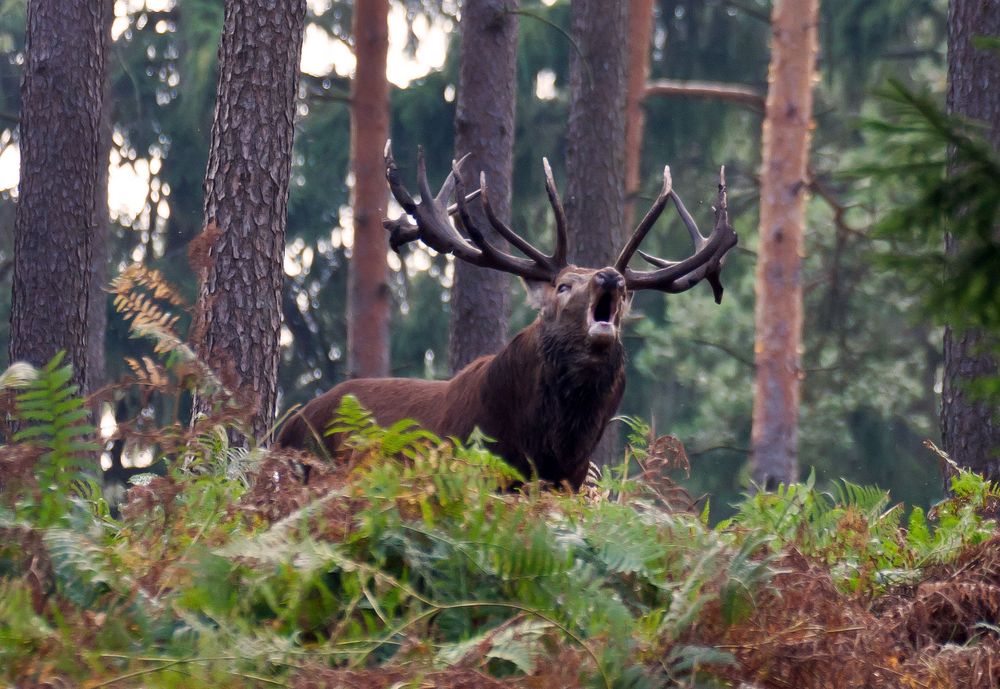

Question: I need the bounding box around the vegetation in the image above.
[861,80,1000,346]
[2,342,999,687]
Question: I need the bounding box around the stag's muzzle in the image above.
[587,269,625,344]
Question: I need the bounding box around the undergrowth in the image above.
[1,267,998,688]
[2,366,998,687]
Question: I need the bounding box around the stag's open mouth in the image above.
[587,291,620,343]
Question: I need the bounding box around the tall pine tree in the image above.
[10,0,106,392]
[942,0,1000,478]
[347,0,391,379]
[194,0,307,440]
[750,0,820,488]
[565,0,627,464]
[449,0,520,373]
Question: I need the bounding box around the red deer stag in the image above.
[277,143,738,490]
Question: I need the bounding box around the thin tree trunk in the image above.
[194,0,306,441]
[89,0,115,396]
[624,0,654,227]
[566,0,627,268]
[11,0,106,393]
[347,0,391,379]
[449,0,519,374]
[750,0,820,488]
[566,0,627,465]
[942,0,1000,478]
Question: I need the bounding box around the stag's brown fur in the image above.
[277,267,627,490]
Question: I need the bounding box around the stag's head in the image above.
[382,142,738,357]
[525,265,627,352]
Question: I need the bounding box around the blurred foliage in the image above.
[0,0,957,517]
[859,80,1000,336]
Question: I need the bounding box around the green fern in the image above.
[11,352,98,526]
[0,579,55,674]
[435,617,553,674]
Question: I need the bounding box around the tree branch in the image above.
[645,79,765,111]
[686,337,755,370]
[719,0,771,23]
[689,443,751,457]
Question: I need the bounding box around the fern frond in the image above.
[11,353,98,526]
[0,362,38,390]
[43,527,118,607]
[435,617,552,674]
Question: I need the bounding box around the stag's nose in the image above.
[594,269,625,291]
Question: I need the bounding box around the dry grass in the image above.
[682,538,1000,689]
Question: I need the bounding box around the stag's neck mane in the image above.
[475,320,626,485]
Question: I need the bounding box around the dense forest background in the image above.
[5,2,1000,687]
[0,0,962,515]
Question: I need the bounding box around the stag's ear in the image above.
[522,278,553,310]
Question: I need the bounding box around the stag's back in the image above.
[277,377,446,451]
[276,361,495,453]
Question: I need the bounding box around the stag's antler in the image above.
[383,140,567,282]
[614,166,738,303]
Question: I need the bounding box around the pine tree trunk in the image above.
[750,0,819,488]
[347,0,391,379]
[942,0,1000,478]
[449,0,519,374]
[10,0,106,393]
[566,0,627,269]
[194,0,306,441]
[88,0,115,395]
[624,0,654,227]
[566,0,627,465]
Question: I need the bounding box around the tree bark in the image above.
[566,0,627,269]
[347,0,391,379]
[449,0,520,374]
[624,0,654,227]
[10,0,106,393]
[566,0,627,465]
[194,0,306,441]
[942,0,1000,478]
[750,0,820,488]
[88,0,115,396]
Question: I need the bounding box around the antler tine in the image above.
[383,142,480,259]
[383,144,563,282]
[614,165,673,272]
[704,165,729,300]
[668,176,710,252]
[622,166,738,304]
[434,152,469,207]
[450,160,557,281]
[383,140,423,250]
[542,158,569,268]
[479,171,552,266]
[384,139,417,215]
[415,146,436,210]
[445,188,481,215]
[716,165,728,224]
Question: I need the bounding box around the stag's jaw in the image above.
[586,290,622,345]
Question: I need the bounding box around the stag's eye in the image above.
[557,283,571,294]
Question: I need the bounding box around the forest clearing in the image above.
[1,0,999,687]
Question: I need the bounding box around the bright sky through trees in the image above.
[0,0,449,213]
